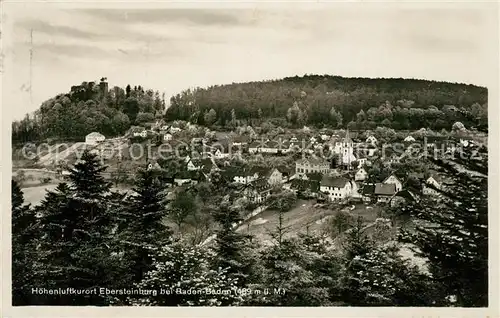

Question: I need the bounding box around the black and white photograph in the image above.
[2,0,497,314]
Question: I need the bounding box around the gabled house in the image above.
[319,176,352,201]
[423,174,444,196]
[244,178,272,203]
[162,133,173,141]
[366,135,378,146]
[390,189,418,207]
[265,168,283,186]
[374,183,397,203]
[295,158,330,179]
[355,167,368,181]
[85,132,105,145]
[383,174,403,192]
[404,135,416,143]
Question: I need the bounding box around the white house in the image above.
[404,135,416,142]
[212,148,231,159]
[170,127,182,134]
[320,176,352,201]
[383,174,403,192]
[423,175,443,196]
[85,132,105,145]
[366,135,378,146]
[163,133,173,141]
[133,129,147,138]
[266,168,283,186]
[355,167,368,181]
[320,134,330,141]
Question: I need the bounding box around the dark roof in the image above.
[248,178,271,192]
[395,190,417,202]
[320,176,350,188]
[374,183,396,196]
[362,184,376,195]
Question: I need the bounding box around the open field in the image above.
[237,200,383,245]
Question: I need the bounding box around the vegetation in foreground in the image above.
[12,146,488,307]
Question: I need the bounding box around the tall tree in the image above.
[399,150,488,307]
[211,204,255,290]
[11,180,38,305]
[116,168,172,302]
[35,151,121,305]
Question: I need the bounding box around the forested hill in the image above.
[12,79,166,144]
[166,75,488,131]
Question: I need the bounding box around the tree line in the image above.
[166,75,487,131]
[11,80,166,144]
[12,147,488,306]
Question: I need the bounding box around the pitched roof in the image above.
[383,175,402,184]
[362,184,376,195]
[374,183,397,196]
[297,157,328,166]
[248,178,271,192]
[86,132,104,138]
[320,176,350,188]
[395,190,417,202]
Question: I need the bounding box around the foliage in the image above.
[11,180,39,305]
[132,243,244,306]
[12,80,165,143]
[399,149,488,307]
[166,75,487,130]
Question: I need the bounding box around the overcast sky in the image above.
[3,2,497,120]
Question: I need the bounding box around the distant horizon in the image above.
[14,72,489,121]
[4,5,495,120]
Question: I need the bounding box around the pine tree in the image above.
[11,180,38,305]
[35,151,120,305]
[120,168,172,287]
[211,204,255,290]
[399,149,488,307]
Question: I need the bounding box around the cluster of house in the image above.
[130,122,183,141]
[276,153,451,207]
[82,124,466,207]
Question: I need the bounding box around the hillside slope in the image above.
[166,74,487,131]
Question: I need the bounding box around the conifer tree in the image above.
[211,204,255,290]
[399,149,488,307]
[120,168,172,286]
[35,151,120,305]
[11,180,38,305]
